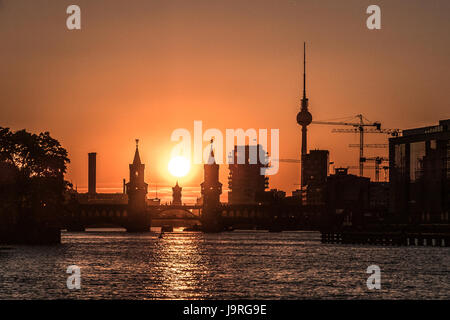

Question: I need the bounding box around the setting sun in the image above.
[168,156,191,178]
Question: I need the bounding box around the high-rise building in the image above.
[303,150,330,206]
[303,150,329,186]
[228,145,269,204]
[389,119,450,223]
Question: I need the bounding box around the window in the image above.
[410,141,425,182]
[394,143,406,176]
[430,140,436,150]
[447,140,450,179]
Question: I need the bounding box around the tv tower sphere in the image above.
[297,109,312,126]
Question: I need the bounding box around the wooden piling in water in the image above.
[320,229,450,247]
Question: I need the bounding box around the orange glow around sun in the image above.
[168,156,191,178]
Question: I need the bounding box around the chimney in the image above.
[88,152,97,194]
[123,178,126,194]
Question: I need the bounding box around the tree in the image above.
[0,127,70,227]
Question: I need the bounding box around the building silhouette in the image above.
[228,145,269,204]
[389,119,450,223]
[77,153,127,204]
[302,150,330,205]
[303,150,330,186]
[88,152,96,195]
[324,168,370,228]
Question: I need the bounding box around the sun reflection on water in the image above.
[152,232,213,299]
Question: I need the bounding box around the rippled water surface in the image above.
[1,229,449,299]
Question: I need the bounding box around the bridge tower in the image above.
[200,140,223,232]
[172,181,182,205]
[125,139,150,232]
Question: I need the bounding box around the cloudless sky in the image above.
[1,0,449,202]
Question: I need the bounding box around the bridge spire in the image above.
[125,139,149,232]
[172,181,182,205]
[207,138,216,164]
[133,139,142,165]
[201,137,223,232]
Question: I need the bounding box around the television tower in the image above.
[296,42,312,186]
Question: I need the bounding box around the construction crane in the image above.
[312,114,401,177]
[312,114,380,177]
[276,159,302,163]
[278,157,389,182]
[360,156,389,182]
[347,163,390,182]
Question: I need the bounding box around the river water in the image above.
[0,229,449,299]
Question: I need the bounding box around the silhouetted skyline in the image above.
[1,0,449,203]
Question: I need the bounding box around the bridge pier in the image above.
[66,224,85,232]
[125,222,150,233]
[201,216,223,233]
[124,215,151,233]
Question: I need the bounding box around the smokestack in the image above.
[123,178,126,194]
[88,152,96,194]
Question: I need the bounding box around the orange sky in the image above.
[1,0,449,203]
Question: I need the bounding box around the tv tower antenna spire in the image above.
[296,42,313,186]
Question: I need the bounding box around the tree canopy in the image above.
[0,127,69,178]
[0,127,71,223]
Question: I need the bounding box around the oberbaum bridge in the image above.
[65,140,319,233]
